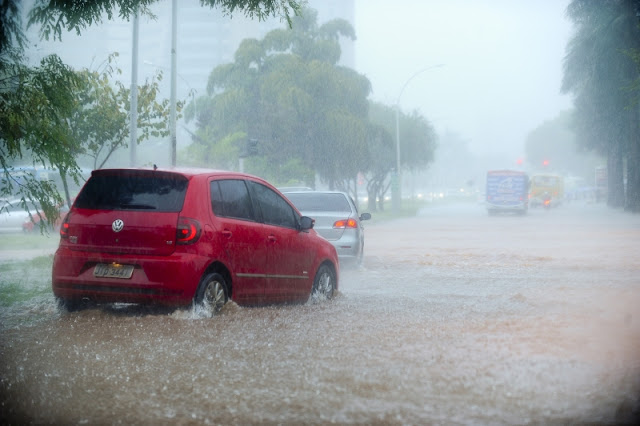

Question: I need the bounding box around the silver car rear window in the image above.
[286,193,352,213]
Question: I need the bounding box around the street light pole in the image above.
[393,64,445,214]
[129,8,139,167]
[170,0,177,167]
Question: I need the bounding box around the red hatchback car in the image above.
[52,168,339,315]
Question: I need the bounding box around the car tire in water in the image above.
[195,272,229,316]
[356,244,364,267]
[311,264,336,302]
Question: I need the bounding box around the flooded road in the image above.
[1,201,639,424]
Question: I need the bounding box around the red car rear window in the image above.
[74,171,188,212]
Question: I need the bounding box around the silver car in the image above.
[283,191,371,266]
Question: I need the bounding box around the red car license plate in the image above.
[94,263,134,279]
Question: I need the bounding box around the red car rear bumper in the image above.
[52,247,209,306]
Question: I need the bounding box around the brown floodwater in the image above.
[1,200,639,424]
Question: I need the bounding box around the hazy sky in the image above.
[353,0,574,163]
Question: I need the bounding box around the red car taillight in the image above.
[333,218,357,229]
[176,217,201,245]
[59,213,70,238]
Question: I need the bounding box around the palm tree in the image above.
[562,0,640,210]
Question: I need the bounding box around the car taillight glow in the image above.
[59,213,70,238]
[333,218,357,229]
[176,217,201,245]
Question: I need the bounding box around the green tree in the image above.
[366,101,437,211]
[398,110,437,171]
[1,0,302,228]
[73,55,175,170]
[56,54,176,207]
[363,121,394,212]
[1,54,80,228]
[26,0,300,43]
[245,155,316,188]
[562,0,640,210]
[189,7,369,189]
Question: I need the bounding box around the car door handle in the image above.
[267,235,277,243]
[221,230,232,239]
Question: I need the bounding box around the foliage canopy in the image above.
[185,7,436,207]
[562,0,640,210]
[1,0,302,231]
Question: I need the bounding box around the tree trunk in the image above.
[377,180,391,212]
[60,168,72,208]
[607,144,625,208]
[367,194,376,212]
[367,179,380,212]
[624,104,640,212]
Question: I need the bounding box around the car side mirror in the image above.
[299,216,315,231]
[360,212,372,221]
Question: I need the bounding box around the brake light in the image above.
[59,213,70,238]
[333,218,357,229]
[176,217,201,245]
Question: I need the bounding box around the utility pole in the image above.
[393,64,445,214]
[170,0,177,167]
[129,8,139,167]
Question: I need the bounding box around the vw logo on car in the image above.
[112,219,124,233]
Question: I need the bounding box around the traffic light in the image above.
[247,138,258,155]
[241,138,259,157]
[542,159,549,167]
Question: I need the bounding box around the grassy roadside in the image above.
[360,197,477,224]
[357,198,427,223]
[0,231,60,251]
[0,255,54,307]
[0,233,59,307]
